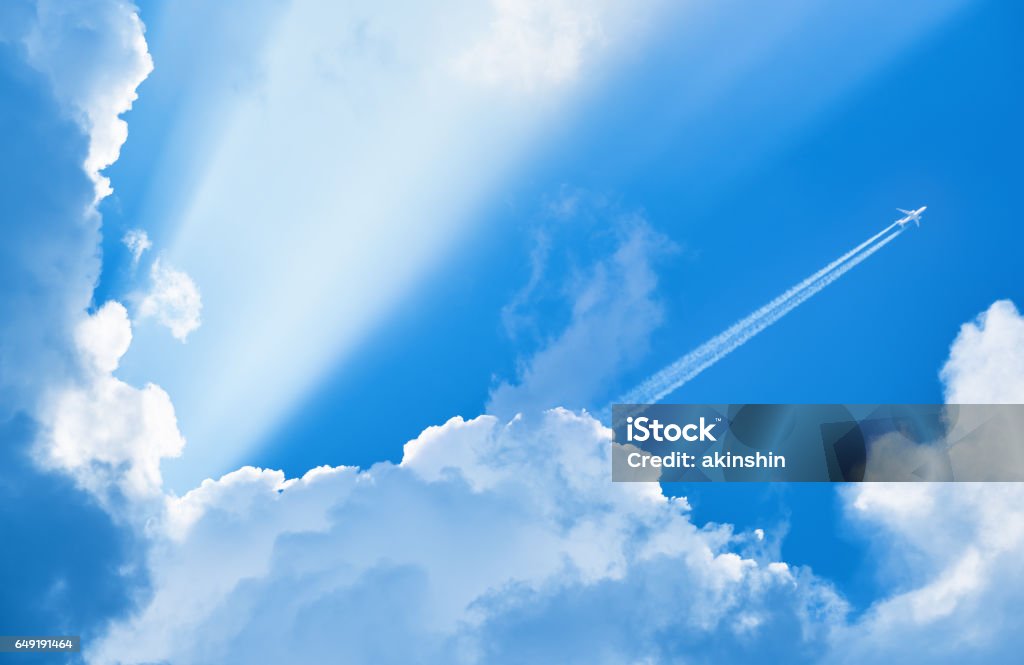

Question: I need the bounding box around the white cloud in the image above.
[851,300,1024,482]
[62,192,845,663]
[833,483,1024,663]
[88,408,837,664]
[489,207,673,417]
[454,0,666,92]
[73,299,133,374]
[122,228,152,266]
[1,0,153,417]
[455,0,601,91]
[77,292,1024,664]
[37,302,186,509]
[940,299,1024,404]
[830,300,1024,663]
[10,0,178,521]
[24,0,153,202]
[137,259,202,342]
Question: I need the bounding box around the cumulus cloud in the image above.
[121,228,151,266]
[0,0,156,644]
[38,302,186,509]
[77,292,1024,664]
[74,301,133,374]
[137,258,202,342]
[832,482,1024,663]
[89,408,839,664]
[24,0,153,202]
[940,299,1024,404]
[831,300,1024,663]
[0,0,151,416]
[838,301,1024,482]
[8,0,169,518]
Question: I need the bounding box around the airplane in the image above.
[895,206,927,228]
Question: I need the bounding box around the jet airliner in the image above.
[895,206,927,228]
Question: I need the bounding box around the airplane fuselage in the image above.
[896,205,927,227]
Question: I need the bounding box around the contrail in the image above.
[620,224,905,405]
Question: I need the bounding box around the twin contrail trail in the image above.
[619,219,907,405]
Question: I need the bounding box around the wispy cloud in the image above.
[137,259,202,342]
[122,229,152,267]
[490,196,674,417]
[455,0,611,92]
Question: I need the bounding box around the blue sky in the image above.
[102,0,1020,602]
[3,0,1024,663]
[96,0,1022,475]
